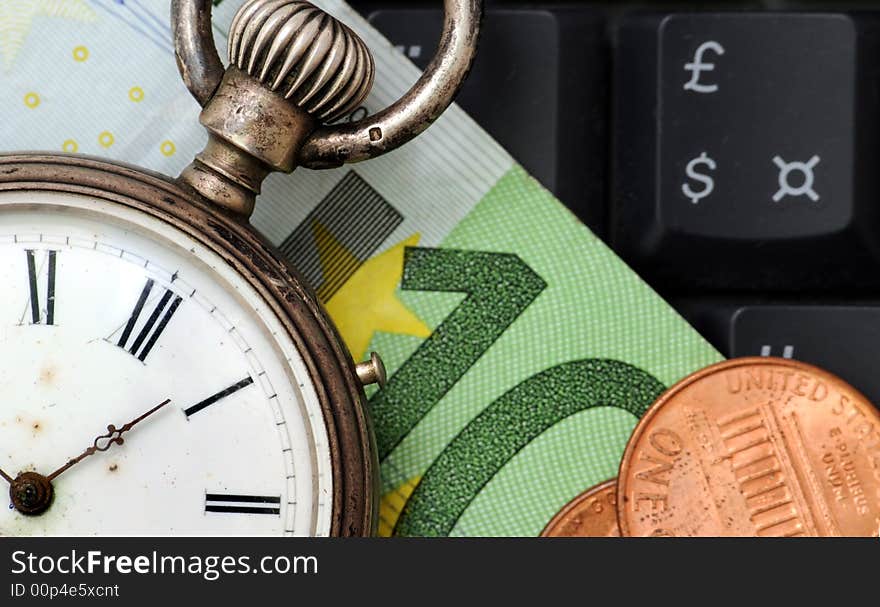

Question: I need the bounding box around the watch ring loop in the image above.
[170,0,482,169]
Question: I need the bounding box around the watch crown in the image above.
[355,352,386,389]
[228,0,374,123]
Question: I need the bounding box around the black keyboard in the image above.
[351,1,880,407]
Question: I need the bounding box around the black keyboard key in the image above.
[366,7,609,233]
[678,300,880,407]
[613,13,880,291]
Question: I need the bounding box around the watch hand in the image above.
[46,398,171,482]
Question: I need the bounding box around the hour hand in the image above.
[46,398,171,481]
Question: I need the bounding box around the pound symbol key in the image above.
[683,40,725,94]
[681,152,716,204]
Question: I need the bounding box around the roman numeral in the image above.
[117,278,182,361]
[23,250,57,325]
[184,377,254,417]
[205,494,281,515]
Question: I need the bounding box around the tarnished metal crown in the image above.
[228,0,374,123]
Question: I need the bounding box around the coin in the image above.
[540,479,620,537]
[617,357,880,537]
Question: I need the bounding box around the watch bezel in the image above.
[0,153,377,537]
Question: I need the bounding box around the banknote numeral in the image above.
[369,247,547,460]
[366,246,668,537]
[393,359,665,536]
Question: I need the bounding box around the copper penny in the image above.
[541,479,620,537]
[617,357,880,537]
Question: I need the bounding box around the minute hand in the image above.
[47,398,171,482]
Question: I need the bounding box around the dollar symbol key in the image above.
[681,152,716,204]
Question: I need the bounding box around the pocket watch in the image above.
[0,0,481,536]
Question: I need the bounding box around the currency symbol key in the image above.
[681,152,716,204]
[613,13,880,291]
[683,41,724,94]
[772,155,820,202]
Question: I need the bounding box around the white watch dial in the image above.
[0,191,333,536]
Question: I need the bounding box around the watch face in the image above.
[0,190,333,536]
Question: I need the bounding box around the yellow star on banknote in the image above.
[378,476,421,537]
[0,0,96,69]
[325,233,432,361]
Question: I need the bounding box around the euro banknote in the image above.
[0,0,722,535]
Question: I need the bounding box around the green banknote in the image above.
[0,0,722,536]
